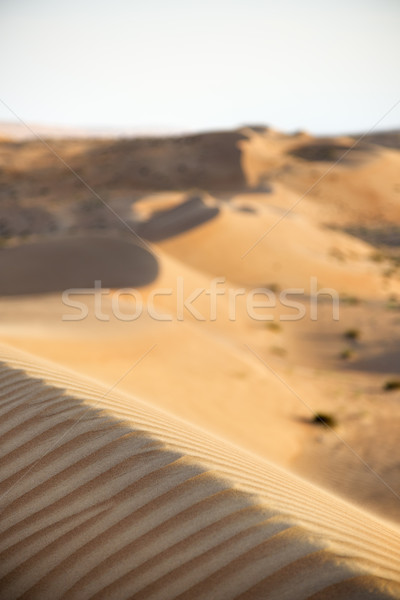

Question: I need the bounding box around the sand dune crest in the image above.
[0,345,400,599]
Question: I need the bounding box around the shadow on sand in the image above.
[0,235,159,295]
[137,195,220,242]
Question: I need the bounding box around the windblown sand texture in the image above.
[1,346,400,599]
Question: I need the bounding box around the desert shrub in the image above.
[344,328,360,341]
[383,380,400,391]
[340,348,354,360]
[311,413,337,428]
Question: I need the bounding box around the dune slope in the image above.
[0,345,400,599]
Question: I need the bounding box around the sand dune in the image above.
[1,231,400,522]
[237,128,400,233]
[2,126,400,598]
[2,125,400,245]
[0,344,400,599]
[158,200,398,296]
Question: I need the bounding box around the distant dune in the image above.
[351,130,400,151]
[0,344,400,599]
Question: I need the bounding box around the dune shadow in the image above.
[288,140,377,164]
[353,130,400,151]
[342,348,400,375]
[0,235,159,296]
[137,195,219,242]
[340,225,400,247]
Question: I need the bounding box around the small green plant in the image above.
[340,348,354,360]
[344,328,360,341]
[383,380,400,392]
[311,413,337,428]
[265,321,281,332]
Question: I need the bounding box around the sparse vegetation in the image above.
[344,328,360,341]
[311,413,337,428]
[383,380,400,392]
[340,348,354,360]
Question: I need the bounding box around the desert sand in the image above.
[1,344,400,599]
[1,125,400,597]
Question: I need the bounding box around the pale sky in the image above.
[1,0,399,135]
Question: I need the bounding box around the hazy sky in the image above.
[1,0,399,134]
